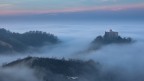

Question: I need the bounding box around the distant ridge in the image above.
[0,28,60,54]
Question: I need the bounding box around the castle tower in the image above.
[104,29,118,38]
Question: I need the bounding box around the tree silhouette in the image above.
[0,28,60,53]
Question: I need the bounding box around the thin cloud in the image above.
[0,3,143,15]
[0,4,14,8]
[100,0,118,2]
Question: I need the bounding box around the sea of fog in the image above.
[0,21,144,81]
[0,21,144,60]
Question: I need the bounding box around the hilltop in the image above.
[92,30,132,44]
[89,29,133,51]
[3,56,101,81]
[0,28,60,54]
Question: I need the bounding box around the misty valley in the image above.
[0,0,143,81]
[0,24,143,81]
[0,28,132,54]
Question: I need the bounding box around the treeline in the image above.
[92,35,132,44]
[0,28,60,53]
[3,56,100,81]
[4,56,99,76]
[87,34,133,52]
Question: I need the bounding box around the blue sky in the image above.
[0,0,144,15]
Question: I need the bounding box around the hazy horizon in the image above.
[0,0,144,81]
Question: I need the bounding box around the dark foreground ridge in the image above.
[1,56,143,81]
[0,28,60,53]
[3,56,102,81]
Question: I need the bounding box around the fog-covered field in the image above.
[0,21,144,81]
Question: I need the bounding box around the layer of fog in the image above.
[0,21,144,81]
[0,66,39,81]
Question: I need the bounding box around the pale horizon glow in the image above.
[0,3,144,15]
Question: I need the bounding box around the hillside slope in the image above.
[0,28,60,53]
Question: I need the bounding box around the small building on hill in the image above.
[104,29,118,38]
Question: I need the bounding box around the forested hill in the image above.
[0,28,60,53]
[3,56,100,81]
[88,34,133,51]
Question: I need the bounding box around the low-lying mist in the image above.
[0,21,144,81]
[0,66,39,81]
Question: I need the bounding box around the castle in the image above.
[104,29,118,38]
